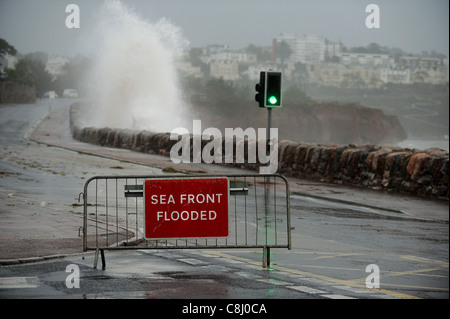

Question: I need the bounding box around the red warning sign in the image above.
[144,178,229,239]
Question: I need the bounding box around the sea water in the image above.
[84,0,190,132]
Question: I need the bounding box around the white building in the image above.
[380,67,411,84]
[324,39,343,61]
[210,59,240,81]
[175,60,204,78]
[340,53,394,67]
[299,34,326,64]
[209,50,257,64]
[398,56,444,69]
[410,66,449,85]
[275,34,340,65]
[45,55,70,77]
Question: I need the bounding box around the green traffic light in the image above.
[268,96,277,105]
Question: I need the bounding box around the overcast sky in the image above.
[0,0,448,57]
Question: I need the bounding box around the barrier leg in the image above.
[93,249,106,270]
[262,246,270,268]
[93,249,99,269]
[100,249,106,270]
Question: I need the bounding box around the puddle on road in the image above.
[292,205,408,221]
[291,195,443,223]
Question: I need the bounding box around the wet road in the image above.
[0,100,448,300]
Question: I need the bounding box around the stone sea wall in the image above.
[70,103,448,199]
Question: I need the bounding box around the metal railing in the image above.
[80,174,291,269]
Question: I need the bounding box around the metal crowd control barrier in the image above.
[80,174,291,269]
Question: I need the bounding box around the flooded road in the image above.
[0,99,162,211]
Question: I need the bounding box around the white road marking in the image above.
[333,285,375,294]
[234,272,262,280]
[297,277,334,285]
[288,286,327,294]
[256,278,293,286]
[221,258,245,264]
[177,258,206,265]
[321,294,357,299]
[0,277,39,289]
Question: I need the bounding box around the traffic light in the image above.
[265,71,282,107]
[254,71,282,108]
[255,71,266,107]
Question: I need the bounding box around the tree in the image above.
[0,38,17,59]
[245,44,271,63]
[28,60,52,97]
[341,71,364,89]
[276,40,292,64]
[52,57,91,96]
[187,47,208,76]
[413,69,429,85]
[292,62,309,86]
[5,59,35,86]
[25,52,48,66]
[330,55,340,63]
[366,42,386,54]
[204,78,239,112]
[0,38,17,69]
[350,42,386,54]
[4,54,53,97]
[188,47,203,66]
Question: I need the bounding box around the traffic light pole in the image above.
[267,107,272,148]
[263,106,272,268]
